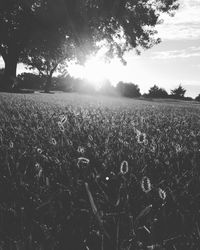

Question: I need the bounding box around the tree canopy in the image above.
[195,94,200,102]
[116,81,141,97]
[170,84,186,99]
[0,0,179,91]
[146,84,168,98]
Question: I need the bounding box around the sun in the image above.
[67,51,149,91]
[83,57,107,88]
[68,55,127,89]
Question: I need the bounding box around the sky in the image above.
[0,0,200,97]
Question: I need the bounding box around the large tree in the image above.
[146,84,169,98]
[195,94,200,102]
[0,0,179,91]
[170,84,186,99]
[116,81,141,97]
[22,34,76,92]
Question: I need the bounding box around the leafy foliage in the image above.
[17,72,45,90]
[0,92,200,249]
[170,85,186,99]
[116,81,141,98]
[0,0,179,90]
[145,85,169,98]
[195,94,200,102]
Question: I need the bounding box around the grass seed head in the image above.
[9,141,14,148]
[77,146,85,154]
[158,188,166,200]
[37,148,42,154]
[137,133,146,144]
[58,122,65,132]
[120,160,129,175]
[141,176,152,193]
[60,115,67,124]
[51,138,57,145]
[77,157,90,168]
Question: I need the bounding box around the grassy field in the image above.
[0,92,200,250]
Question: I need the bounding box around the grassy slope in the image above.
[0,92,200,249]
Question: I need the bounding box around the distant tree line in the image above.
[8,70,200,101]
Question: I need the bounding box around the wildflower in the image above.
[105,176,109,181]
[141,176,151,193]
[77,146,85,154]
[51,138,57,145]
[120,161,129,175]
[77,157,90,168]
[58,122,65,132]
[137,133,146,144]
[9,141,14,148]
[158,188,166,200]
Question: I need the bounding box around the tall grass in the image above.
[0,92,200,250]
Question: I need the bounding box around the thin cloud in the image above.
[157,0,200,40]
[152,46,200,59]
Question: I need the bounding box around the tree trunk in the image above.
[44,74,52,93]
[44,64,58,93]
[0,53,18,92]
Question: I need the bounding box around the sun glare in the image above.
[83,57,107,88]
[67,51,149,92]
[68,55,128,89]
